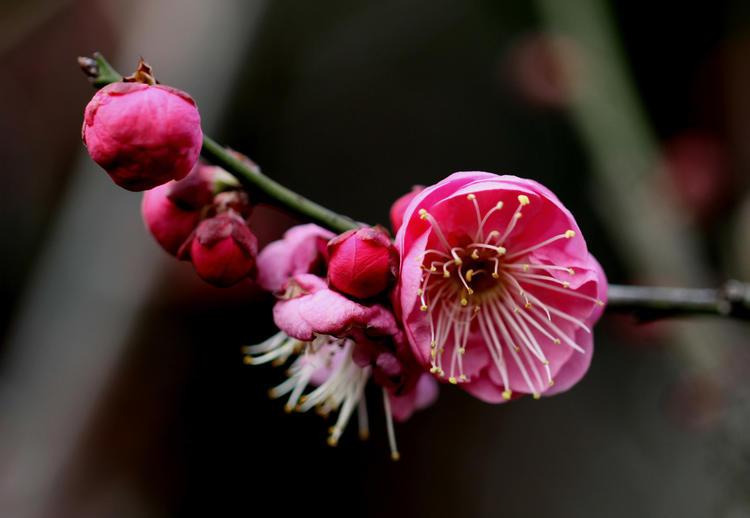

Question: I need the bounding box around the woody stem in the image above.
[78,53,750,322]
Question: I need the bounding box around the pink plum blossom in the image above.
[256,224,335,292]
[82,82,203,191]
[395,171,607,403]
[245,273,437,459]
[327,226,398,299]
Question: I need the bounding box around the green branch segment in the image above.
[79,53,358,234]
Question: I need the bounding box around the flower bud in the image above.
[327,227,397,299]
[141,182,202,256]
[141,164,234,255]
[187,213,258,287]
[82,82,202,191]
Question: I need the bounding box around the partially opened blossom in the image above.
[256,224,335,292]
[244,273,436,459]
[82,82,203,191]
[395,172,607,403]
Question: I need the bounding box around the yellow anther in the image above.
[567,268,575,275]
[420,304,428,311]
[492,272,499,279]
[327,436,339,447]
[562,281,570,288]
[460,298,469,306]
[542,360,549,365]
[497,246,507,255]
[459,374,468,382]
[242,356,253,365]
[474,305,481,313]
[502,390,512,400]
[549,379,555,386]
[430,366,438,373]
[467,194,476,200]
[522,264,530,272]
[514,213,523,220]
[458,347,466,355]
[513,306,520,313]
[471,249,480,260]
[284,403,294,414]
[495,201,504,210]
[417,288,423,296]
[518,194,530,205]
[443,270,450,278]
[391,452,401,461]
[431,349,437,359]
[564,230,575,238]
[430,340,437,347]
[418,208,428,219]
[596,299,605,306]
[448,376,458,384]
[488,230,500,239]
[533,393,541,400]
[430,266,437,272]
[553,338,561,344]
[525,302,532,309]
[465,269,474,282]
[454,257,463,266]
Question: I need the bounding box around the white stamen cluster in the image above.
[417,193,603,399]
[243,332,401,460]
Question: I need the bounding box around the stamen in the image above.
[518,277,604,306]
[477,202,505,241]
[505,230,576,260]
[382,388,400,461]
[419,209,452,250]
[358,398,370,440]
[476,308,510,391]
[467,194,484,241]
[504,263,575,275]
[514,271,572,288]
[451,247,465,265]
[498,198,528,245]
[457,264,474,295]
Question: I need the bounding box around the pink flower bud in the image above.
[82,82,203,191]
[187,213,258,287]
[141,163,231,255]
[327,227,397,299]
[389,185,424,234]
[141,182,202,256]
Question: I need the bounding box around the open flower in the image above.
[244,274,436,459]
[395,172,607,402]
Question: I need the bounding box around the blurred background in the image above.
[1,0,750,516]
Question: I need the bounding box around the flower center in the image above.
[416,193,603,398]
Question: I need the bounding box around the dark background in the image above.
[0,1,749,517]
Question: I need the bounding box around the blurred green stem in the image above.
[78,52,750,321]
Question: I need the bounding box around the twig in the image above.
[78,53,750,321]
